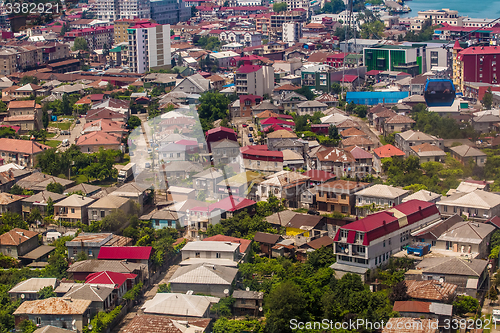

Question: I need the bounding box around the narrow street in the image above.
[111,264,180,333]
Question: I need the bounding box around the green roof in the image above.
[109,46,122,53]
[376,45,416,49]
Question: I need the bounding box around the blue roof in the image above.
[346,91,409,105]
[223,83,235,87]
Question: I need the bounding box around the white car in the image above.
[493,309,500,323]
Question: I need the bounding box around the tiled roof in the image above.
[341,136,373,147]
[450,144,487,157]
[373,144,405,158]
[266,130,297,138]
[302,169,336,182]
[75,131,122,146]
[382,318,438,333]
[7,100,36,109]
[404,280,457,301]
[345,146,373,159]
[416,257,487,277]
[202,235,252,253]
[341,127,366,137]
[385,114,416,124]
[123,315,211,333]
[0,138,50,155]
[317,147,354,163]
[0,228,38,246]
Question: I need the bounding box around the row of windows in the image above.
[374,252,390,265]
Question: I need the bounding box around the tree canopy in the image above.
[197,91,230,131]
[273,2,287,12]
[72,37,89,51]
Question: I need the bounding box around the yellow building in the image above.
[452,40,463,92]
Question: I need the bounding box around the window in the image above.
[73,249,77,255]
[341,194,346,200]
[341,206,348,213]
[88,249,93,256]
[177,153,181,158]
[36,317,41,325]
[100,210,105,217]
[155,220,160,226]
[216,252,221,258]
[195,252,200,258]
[443,205,447,212]
[71,208,75,214]
[383,240,386,247]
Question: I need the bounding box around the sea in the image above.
[399,0,500,19]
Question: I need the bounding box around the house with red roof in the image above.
[0,138,50,168]
[187,196,256,238]
[241,146,283,175]
[75,132,124,153]
[373,144,405,173]
[260,117,295,130]
[235,61,274,97]
[331,200,441,281]
[301,170,336,185]
[202,235,252,257]
[85,271,137,299]
[235,94,262,118]
[205,126,237,153]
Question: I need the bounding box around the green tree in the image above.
[19,319,37,333]
[20,76,39,85]
[72,37,89,51]
[360,20,385,39]
[46,182,64,194]
[191,5,198,17]
[295,86,314,100]
[157,283,171,293]
[46,197,54,216]
[0,127,16,139]
[197,91,230,131]
[331,82,342,95]
[27,208,42,225]
[273,2,287,12]
[9,184,24,195]
[1,212,28,233]
[389,281,409,303]
[453,295,479,316]
[42,110,49,129]
[488,286,498,304]
[266,281,309,333]
[321,0,345,13]
[127,115,142,129]
[482,88,493,110]
[61,93,71,115]
[328,124,339,140]
[37,286,56,299]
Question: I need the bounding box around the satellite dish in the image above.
[259,307,263,312]
[21,294,25,299]
[224,289,229,296]
[439,278,444,284]
[246,287,250,291]
[344,248,349,254]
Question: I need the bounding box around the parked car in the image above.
[249,127,253,131]
[307,210,320,215]
[242,124,248,128]
[248,133,252,137]
[61,139,69,147]
[75,119,80,124]
[249,138,254,143]
[60,130,70,135]
[145,162,151,168]
[129,151,134,157]
[147,148,152,154]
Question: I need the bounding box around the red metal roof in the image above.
[97,246,152,260]
[334,200,439,245]
[240,146,283,158]
[302,169,336,182]
[393,300,431,313]
[373,144,405,158]
[202,234,252,253]
[486,216,500,229]
[366,70,382,75]
[175,140,198,146]
[205,126,236,136]
[85,271,136,288]
[263,124,293,132]
[236,64,262,74]
[260,117,295,126]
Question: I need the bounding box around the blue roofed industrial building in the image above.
[346,91,410,105]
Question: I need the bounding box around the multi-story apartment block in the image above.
[97,0,150,21]
[282,22,302,44]
[114,19,153,45]
[274,0,309,12]
[255,14,271,36]
[316,180,370,216]
[65,26,114,50]
[241,146,283,175]
[119,0,151,19]
[300,63,332,92]
[0,48,18,75]
[416,9,462,27]
[235,62,274,96]
[150,0,190,25]
[355,184,410,217]
[219,31,262,47]
[128,22,171,74]
[455,45,500,93]
[331,200,441,281]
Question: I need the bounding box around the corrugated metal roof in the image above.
[9,278,57,294]
[97,246,152,260]
[168,263,238,285]
[13,297,92,315]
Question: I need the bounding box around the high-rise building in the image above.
[114,19,154,45]
[119,0,151,20]
[235,61,274,97]
[128,22,171,74]
[97,0,150,22]
[150,0,191,25]
[282,22,302,44]
[456,45,500,92]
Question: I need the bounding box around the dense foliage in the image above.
[197,91,231,131]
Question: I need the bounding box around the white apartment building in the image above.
[274,0,309,12]
[128,22,171,74]
[235,63,274,96]
[97,0,150,21]
[282,22,302,44]
[331,200,441,281]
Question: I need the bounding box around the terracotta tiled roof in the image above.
[13,297,91,315]
[385,114,415,124]
[316,147,355,162]
[341,136,373,147]
[373,144,405,158]
[0,228,38,246]
[7,100,36,109]
[405,280,457,301]
[340,127,366,137]
[0,138,50,154]
[75,131,122,146]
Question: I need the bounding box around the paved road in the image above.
[55,118,86,151]
[112,264,180,333]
